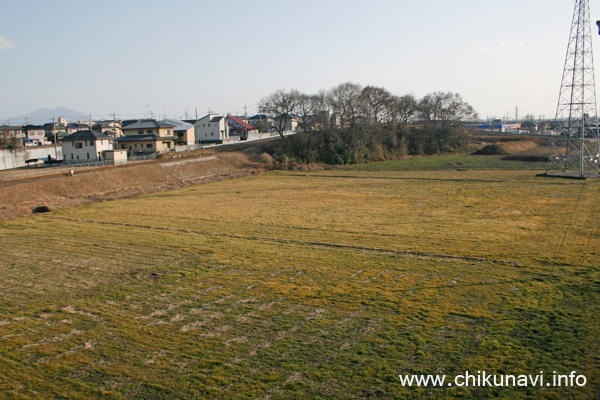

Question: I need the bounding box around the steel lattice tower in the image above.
[546,0,600,177]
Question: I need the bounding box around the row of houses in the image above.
[0,113,288,149]
[47,114,283,164]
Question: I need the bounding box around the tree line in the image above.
[256,82,479,167]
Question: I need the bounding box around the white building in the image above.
[60,130,112,164]
[194,114,230,143]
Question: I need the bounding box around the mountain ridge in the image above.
[6,107,88,125]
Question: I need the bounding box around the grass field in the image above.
[0,154,599,399]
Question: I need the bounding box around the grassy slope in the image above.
[0,154,598,399]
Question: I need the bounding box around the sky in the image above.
[1,0,600,123]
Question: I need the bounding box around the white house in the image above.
[194,114,230,143]
[60,130,112,164]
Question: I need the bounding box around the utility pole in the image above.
[244,105,248,140]
[545,0,600,177]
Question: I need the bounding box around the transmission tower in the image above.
[546,0,600,177]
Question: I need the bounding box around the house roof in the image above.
[93,121,121,128]
[122,119,177,130]
[161,119,193,131]
[248,114,269,121]
[22,124,45,130]
[114,134,174,142]
[121,119,140,127]
[60,130,111,142]
[42,123,67,130]
[227,115,255,130]
[0,125,22,131]
[210,116,224,123]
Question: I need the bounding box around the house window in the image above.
[134,144,138,148]
[211,132,214,136]
[146,144,152,148]
[138,130,143,134]
[147,130,153,134]
[87,153,89,159]
[74,142,83,149]
[71,154,74,159]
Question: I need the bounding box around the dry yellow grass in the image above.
[0,157,598,399]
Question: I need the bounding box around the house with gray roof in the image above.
[92,120,122,138]
[0,125,25,147]
[115,119,176,155]
[161,119,195,145]
[60,130,112,164]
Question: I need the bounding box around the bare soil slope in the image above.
[0,152,263,220]
[470,134,552,157]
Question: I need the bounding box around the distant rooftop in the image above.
[60,130,111,142]
[122,119,177,130]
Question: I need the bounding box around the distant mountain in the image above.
[6,107,88,125]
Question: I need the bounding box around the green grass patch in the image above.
[344,153,547,171]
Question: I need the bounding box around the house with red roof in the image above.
[227,115,258,140]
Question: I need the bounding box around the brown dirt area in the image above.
[0,152,265,221]
[470,134,553,156]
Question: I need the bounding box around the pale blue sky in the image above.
[1,0,599,122]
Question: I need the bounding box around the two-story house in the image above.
[161,119,195,145]
[22,125,48,146]
[92,120,123,139]
[0,125,25,146]
[60,130,112,164]
[114,119,176,155]
[227,115,258,140]
[194,114,230,143]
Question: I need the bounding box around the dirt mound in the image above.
[499,140,538,154]
[0,152,265,220]
[472,139,539,156]
[472,144,507,155]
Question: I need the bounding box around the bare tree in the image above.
[258,89,301,138]
[385,94,418,125]
[417,92,478,150]
[310,90,330,129]
[418,92,478,132]
[295,93,313,133]
[360,86,392,125]
[326,82,363,127]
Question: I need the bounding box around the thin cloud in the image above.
[0,36,17,49]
